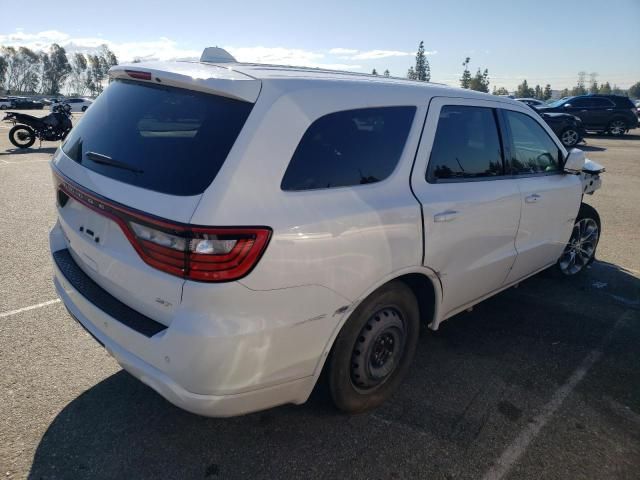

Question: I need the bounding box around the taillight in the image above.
[54,172,271,282]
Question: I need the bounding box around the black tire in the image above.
[556,203,601,276]
[9,125,36,149]
[608,118,627,137]
[81,106,88,112]
[328,281,420,413]
[0,105,7,110]
[560,127,580,148]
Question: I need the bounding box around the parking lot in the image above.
[0,111,638,479]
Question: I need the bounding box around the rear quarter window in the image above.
[62,80,253,196]
[281,106,416,191]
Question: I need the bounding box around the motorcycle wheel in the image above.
[9,125,36,149]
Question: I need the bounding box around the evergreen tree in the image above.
[469,68,490,92]
[534,84,542,99]
[492,86,509,96]
[599,82,612,94]
[371,68,378,75]
[516,79,534,98]
[628,81,640,98]
[571,71,587,96]
[543,84,552,100]
[589,81,599,94]
[407,66,417,80]
[460,57,471,89]
[560,88,570,98]
[41,44,71,95]
[414,41,430,81]
[383,69,390,77]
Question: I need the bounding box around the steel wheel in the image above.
[350,307,406,391]
[609,120,626,136]
[558,218,599,275]
[561,128,579,147]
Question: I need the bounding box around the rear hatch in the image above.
[52,64,259,326]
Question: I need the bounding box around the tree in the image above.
[407,66,417,80]
[84,45,118,96]
[611,84,625,95]
[0,54,8,91]
[543,84,552,100]
[534,84,542,99]
[2,46,40,93]
[492,86,509,96]
[41,44,71,95]
[460,57,471,89]
[627,81,640,98]
[559,87,570,98]
[414,41,430,81]
[469,68,489,92]
[516,79,534,98]
[571,71,587,96]
[69,53,88,95]
[371,68,378,75]
[599,81,612,95]
[383,69,390,77]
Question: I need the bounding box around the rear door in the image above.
[411,97,521,317]
[500,108,582,284]
[52,77,256,324]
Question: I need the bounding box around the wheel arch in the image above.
[308,267,443,394]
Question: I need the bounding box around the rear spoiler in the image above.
[109,61,261,103]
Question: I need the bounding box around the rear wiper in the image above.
[86,151,144,174]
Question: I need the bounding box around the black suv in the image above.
[537,95,638,136]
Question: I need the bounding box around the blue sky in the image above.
[3,0,639,90]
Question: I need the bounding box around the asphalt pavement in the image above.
[0,111,638,479]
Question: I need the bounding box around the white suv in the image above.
[49,49,604,417]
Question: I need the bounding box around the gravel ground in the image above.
[0,111,638,479]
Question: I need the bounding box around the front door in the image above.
[499,108,583,283]
[411,97,521,317]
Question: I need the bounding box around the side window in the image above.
[281,106,416,191]
[568,97,591,107]
[591,98,615,108]
[503,110,561,175]
[427,105,504,182]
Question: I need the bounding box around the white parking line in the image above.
[482,310,631,480]
[0,299,61,319]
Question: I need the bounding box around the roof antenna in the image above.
[200,47,237,63]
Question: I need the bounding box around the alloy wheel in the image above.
[561,129,579,147]
[558,218,599,275]
[609,120,626,136]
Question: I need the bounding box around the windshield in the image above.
[546,97,573,108]
[62,80,253,196]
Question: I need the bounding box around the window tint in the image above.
[62,80,253,196]
[504,110,561,175]
[590,97,615,108]
[427,105,503,181]
[568,97,591,107]
[281,106,416,191]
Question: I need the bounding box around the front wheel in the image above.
[9,125,36,149]
[81,106,88,112]
[328,281,420,413]
[560,127,580,148]
[556,203,601,276]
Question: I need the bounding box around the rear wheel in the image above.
[328,281,420,413]
[608,119,627,137]
[81,106,88,112]
[9,125,36,149]
[560,127,580,148]
[556,203,600,276]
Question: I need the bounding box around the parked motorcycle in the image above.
[3,103,73,149]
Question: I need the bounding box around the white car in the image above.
[50,97,93,112]
[0,97,15,109]
[49,48,604,417]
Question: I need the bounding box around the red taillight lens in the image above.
[125,70,152,80]
[55,172,271,282]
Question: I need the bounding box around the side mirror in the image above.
[564,148,586,173]
[563,103,572,108]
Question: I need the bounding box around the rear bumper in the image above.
[50,223,348,416]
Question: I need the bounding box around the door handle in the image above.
[525,193,541,204]
[434,210,459,222]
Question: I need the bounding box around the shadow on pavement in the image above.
[29,261,639,480]
[580,144,606,152]
[0,146,58,156]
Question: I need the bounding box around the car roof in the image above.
[115,59,520,106]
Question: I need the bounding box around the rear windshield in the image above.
[62,80,253,196]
